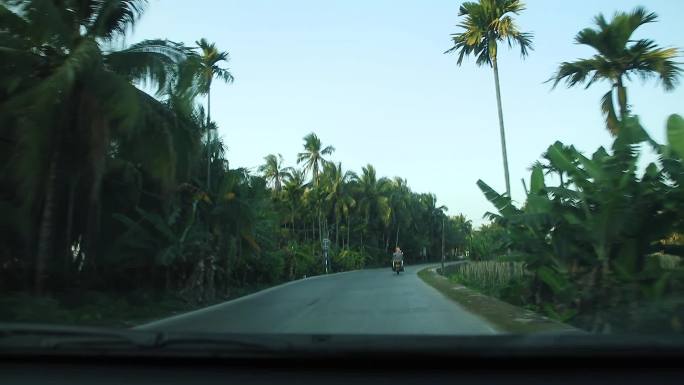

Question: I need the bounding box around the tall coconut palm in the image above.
[356,165,391,252]
[420,193,448,257]
[550,7,681,135]
[297,133,335,186]
[323,162,357,247]
[282,168,308,235]
[192,38,234,190]
[297,133,334,243]
[445,0,533,197]
[449,214,473,256]
[0,0,193,293]
[389,177,411,248]
[258,154,292,193]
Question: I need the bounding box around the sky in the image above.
[128,0,684,227]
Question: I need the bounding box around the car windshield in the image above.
[1,0,683,344]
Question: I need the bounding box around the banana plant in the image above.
[478,114,684,329]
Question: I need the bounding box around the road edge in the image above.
[417,266,583,334]
[133,269,360,330]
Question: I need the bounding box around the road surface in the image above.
[137,264,498,335]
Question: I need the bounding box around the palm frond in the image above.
[574,27,603,53]
[546,186,581,201]
[629,44,682,91]
[445,0,531,66]
[321,145,335,155]
[624,6,658,39]
[0,2,30,37]
[19,0,73,47]
[600,89,620,135]
[105,39,191,96]
[549,57,607,89]
[88,0,147,41]
[214,67,234,84]
[3,38,102,112]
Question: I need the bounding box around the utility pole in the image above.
[441,217,445,274]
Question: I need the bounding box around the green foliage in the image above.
[550,7,682,134]
[450,261,526,294]
[445,0,533,66]
[477,115,684,332]
[667,114,684,157]
[333,250,366,271]
[0,2,474,307]
[0,291,214,327]
[468,223,508,260]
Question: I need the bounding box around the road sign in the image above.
[322,238,330,274]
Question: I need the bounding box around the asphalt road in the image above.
[137,264,498,335]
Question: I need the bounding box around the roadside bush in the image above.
[450,261,526,298]
[476,115,684,332]
[333,249,366,271]
[468,223,508,261]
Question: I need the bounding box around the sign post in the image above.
[322,238,330,274]
[441,217,445,274]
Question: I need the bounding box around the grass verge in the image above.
[0,285,274,329]
[418,266,581,334]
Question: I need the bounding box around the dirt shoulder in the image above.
[418,266,582,334]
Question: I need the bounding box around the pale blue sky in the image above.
[129,0,683,226]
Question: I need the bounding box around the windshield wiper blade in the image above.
[0,323,159,349]
[150,333,286,352]
[0,324,279,353]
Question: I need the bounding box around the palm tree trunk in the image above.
[335,214,340,247]
[347,215,351,250]
[206,86,212,191]
[360,226,364,253]
[83,115,109,276]
[35,146,61,294]
[384,233,389,252]
[616,77,628,120]
[64,176,78,279]
[318,208,322,244]
[395,227,400,248]
[492,58,511,198]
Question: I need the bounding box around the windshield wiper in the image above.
[0,323,279,353]
[0,323,159,349]
[152,334,282,351]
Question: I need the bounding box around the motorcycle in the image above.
[392,259,404,275]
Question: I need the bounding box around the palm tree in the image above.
[356,165,391,253]
[445,0,533,197]
[389,177,411,249]
[550,7,681,135]
[297,133,335,186]
[420,193,448,257]
[297,133,335,244]
[282,168,308,237]
[258,154,292,193]
[449,214,473,257]
[323,162,357,247]
[0,0,193,293]
[193,38,234,190]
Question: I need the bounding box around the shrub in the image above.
[333,250,366,271]
[450,261,526,297]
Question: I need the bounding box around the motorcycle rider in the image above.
[392,247,404,270]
